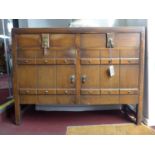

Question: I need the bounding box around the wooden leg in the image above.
[136,104,142,125]
[15,103,21,125]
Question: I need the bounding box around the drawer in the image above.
[20,95,37,104]
[37,89,56,95]
[120,89,138,95]
[56,89,76,95]
[120,58,139,64]
[17,34,41,48]
[81,89,100,95]
[36,58,56,64]
[56,95,75,104]
[17,59,36,65]
[101,58,119,65]
[19,89,37,95]
[80,58,100,65]
[101,89,119,95]
[50,34,75,48]
[80,34,106,48]
[80,95,119,105]
[56,58,76,65]
[120,95,138,104]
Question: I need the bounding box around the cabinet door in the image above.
[56,65,76,104]
[119,64,139,104]
[18,65,37,104]
[37,65,56,104]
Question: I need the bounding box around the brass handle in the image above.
[81,75,87,83]
[70,75,75,83]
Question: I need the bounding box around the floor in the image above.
[0,109,134,135]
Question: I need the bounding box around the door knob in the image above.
[81,75,87,83]
[70,75,75,83]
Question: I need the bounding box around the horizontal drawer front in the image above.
[19,89,37,95]
[101,58,119,64]
[17,58,76,65]
[37,89,56,95]
[101,89,119,95]
[81,59,100,65]
[56,58,76,64]
[36,59,56,64]
[81,89,100,95]
[56,89,76,95]
[120,58,139,64]
[17,59,36,65]
[120,89,138,95]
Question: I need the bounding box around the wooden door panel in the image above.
[18,65,37,88]
[80,34,106,48]
[120,65,139,88]
[17,34,41,48]
[100,65,119,88]
[56,65,75,88]
[37,65,56,88]
[50,34,75,48]
[81,65,100,88]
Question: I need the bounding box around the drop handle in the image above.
[81,75,87,83]
[70,75,75,83]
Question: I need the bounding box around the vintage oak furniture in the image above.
[12,27,145,125]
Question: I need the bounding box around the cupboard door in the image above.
[81,65,100,89]
[120,65,139,104]
[37,65,56,104]
[100,65,119,88]
[120,65,139,88]
[18,65,37,104]
[56,65,76,104]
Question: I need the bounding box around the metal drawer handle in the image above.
[81,75,87,83]
[70,75,75,83]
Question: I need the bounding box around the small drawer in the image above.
[56,58,76,65]
[17,59,36,65]
[101,89,119,95]
[81,89,100,95]
[120,89,138,95]
[37,89,56,95]
[101,58,119,64]
[19,89,37,95]
[80,58,100,65]
[56,89,76,95]
[120,58,139,64]
[36,59,56,64]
